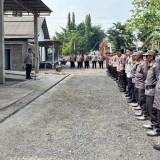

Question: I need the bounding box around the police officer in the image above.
[98,53,104,69]
[84,53,89,68]
[109,53,114,77]
[152,74,160,150]
[119,50,127,92]
[116,51,122,89]
[141,50,160,136]
[24,48,34,80]
[112,51,119,80]
[70,54,75,69]
[130,52,139,108]
[134,51,148,120]
[92,53,97,69]
[125,49,135,103]
[76,54,82,69]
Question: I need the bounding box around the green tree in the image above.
[127,0,160,48]
[90,25,106,51]
[107,22,134,49]
[67,12,71,30]
[71,12,76,30]
[85,14,92,52]
[53,12,106,55]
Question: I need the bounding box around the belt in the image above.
[146,85,156,90]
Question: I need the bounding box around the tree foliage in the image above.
[53,12,106,55]
[127,0,160,48]
[107,22,135,50]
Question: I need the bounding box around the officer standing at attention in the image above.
[130,52,139,108]
[134,51,148,120]
[84,53,89,69]
[70,54,75,69]
[112,51,119,80]
[125,49,135,103]
[142,50,160,136]
[92,52,97,69]
[119,50,127,92]
[152,74,160,150]
[24,48,34,80]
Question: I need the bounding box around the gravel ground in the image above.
[0,66,160,160]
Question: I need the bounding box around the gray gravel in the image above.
[0,68,160,160]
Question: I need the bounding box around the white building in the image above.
[4,17,50,70]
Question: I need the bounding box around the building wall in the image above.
[4,27,47,70]
[5,42,26,70]
[39,27,46,62]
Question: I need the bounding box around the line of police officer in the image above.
[106,49,160,151]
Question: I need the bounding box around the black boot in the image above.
[153,144,160,151]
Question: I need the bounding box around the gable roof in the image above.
[4,17,50,39]
[4,0,52,16]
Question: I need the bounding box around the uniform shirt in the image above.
[126,56,134,78]
[131,61,137,83]
[84,55,89,61]
[92,55,97,61]
[135,60,148,89]
[70,56,75,62]
[125,56,130,74]
[112,55,119,67]
[24,52,33,64]
[153,75,160,110]
[109,56,114,66]
[116,56,120,71]
[76,55,81,62]
[145,61,160,96]
[119,54,126,71]
[98,55,104,61]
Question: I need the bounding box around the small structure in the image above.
[31,40,62,69]
[0,0,52,84]
[4,17,50,70]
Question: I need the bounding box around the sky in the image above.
[42,0,133,37]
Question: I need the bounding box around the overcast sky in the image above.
[42,0,133,37]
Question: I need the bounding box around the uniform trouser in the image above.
[134,87,139,104]
[146,95,158,127]
[151,110,160,130]
[117,72,121,87]
[99,61,103,68]
[109,66,112,75]
[77,62,82,68]
[112,67,116,78]
[115,70,118,80]
[119,71,126,91]
[26,64,32,78]
[110,66,113,77]
[127,78,135,100]
[92,61,96,68]
[157,110,160,128]
[138,88,148,117]
[106,64,109,73]
[70,61,75,68]
[131,83,136,101]
[84,61,89,68]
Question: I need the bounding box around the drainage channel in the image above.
[0,74,70,123]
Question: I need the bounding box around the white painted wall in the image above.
[38,27,46,62]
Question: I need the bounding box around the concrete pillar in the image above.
[0,0,4,84]
[52,46,55,69]
[34,15,39,73]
